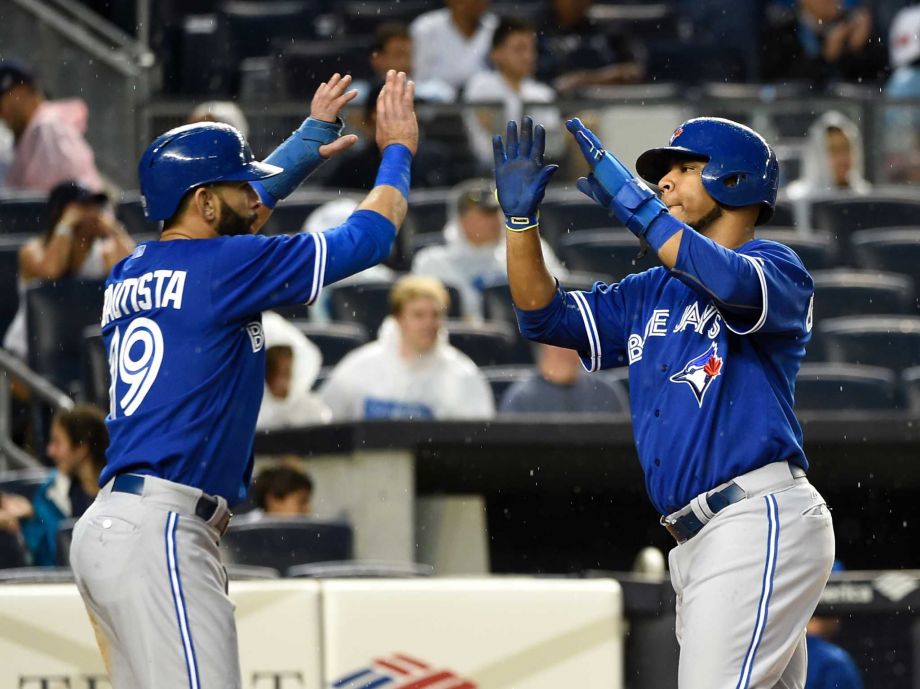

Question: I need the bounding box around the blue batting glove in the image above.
[576,174,613,210]
[566,117,606,167]
[493,117,559,232]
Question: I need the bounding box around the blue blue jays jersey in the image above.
[98,211,395,505]
[516,237,814,515]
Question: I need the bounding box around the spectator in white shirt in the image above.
[463,17,564,168]
[411,0,498,92]
[319,275,495,421]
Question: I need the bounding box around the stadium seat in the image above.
[259,190,347,236]
[341,0,433,35]
[0,532,28,569]
[221,0,323,61]
[220,517,353,572]
[757,229,835,270]
[557,232,661,280]
[902,366,920,412]
[55,518,77,567]
[851,228,920,291]
[327,281,394,336]
[445,320,528,366]
[287,320,368,366]
[0,468,51,500]
[0,195,47,235]
[794,363,900,412]
[811,270,915,322]
[0,237,23,337]
[597,366,630,398]
[116,194,160,235]
[819,316,920,372]
[810,197,920,263]
[287,560,435,578]
[26,280,107,394]
[769,201,795,228]
[328,281,462,336]
[407,189,451,236]
[539,193,621,244]
[480,365,534,406]
[274,38,371,100]
[481,283,516,327]
[82,326,109,410]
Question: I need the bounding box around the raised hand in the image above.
[310,73,358,123]
[492,117,558,230]
[310,73,360,159]
[376,70,418,155]
[566,117,607,168]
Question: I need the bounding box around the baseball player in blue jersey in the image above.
[69,70,418,689]
[493,115,835,688]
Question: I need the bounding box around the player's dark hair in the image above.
[491,16,534,50]
[251,465,314,510]
[162,191,195,232]
[53,404,109,474]
[373,22,410,54]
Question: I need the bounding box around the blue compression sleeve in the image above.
[321,209,397,284]
[374,144,413,198]
[671,229,763,315]
[254,117,345,208]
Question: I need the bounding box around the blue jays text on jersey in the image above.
[98,210,395,505]
[515,235,815,515]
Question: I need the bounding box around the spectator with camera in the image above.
[2,180,135,360]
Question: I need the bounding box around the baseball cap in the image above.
[890,6,920,69]
[453,178,500,216]
[47,180,109,218]
[0,60,35,97]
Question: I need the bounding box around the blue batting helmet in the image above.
[138,122,282,221]
[635,117,779,225]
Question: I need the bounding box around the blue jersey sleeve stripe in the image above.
[307,231,328,305]
[570,290,601,372]
[722,254,768,336]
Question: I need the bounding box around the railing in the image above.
[0,348,72,471]
[0,0,154,189]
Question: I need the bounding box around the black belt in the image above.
[664,465,806,544]
[112,474,224,524]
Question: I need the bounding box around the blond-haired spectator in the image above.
[319,275,494,420]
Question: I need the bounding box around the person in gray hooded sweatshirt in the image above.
[784,110,871,231]
[411,177,566,318]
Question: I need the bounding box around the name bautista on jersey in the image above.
[101,270,187,327]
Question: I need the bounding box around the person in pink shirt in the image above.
[0,61,103,193]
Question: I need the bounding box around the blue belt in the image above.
[664,482,746,543]
[664,464,806,543]
[112,474,223,524]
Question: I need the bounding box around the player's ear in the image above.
[193,187,218,223]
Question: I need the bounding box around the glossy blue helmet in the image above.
[138,122,282,221]
[635,117,779,225]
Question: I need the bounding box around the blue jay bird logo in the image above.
[669,343,723,406]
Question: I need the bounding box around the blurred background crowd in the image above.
[0,2,919,683]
